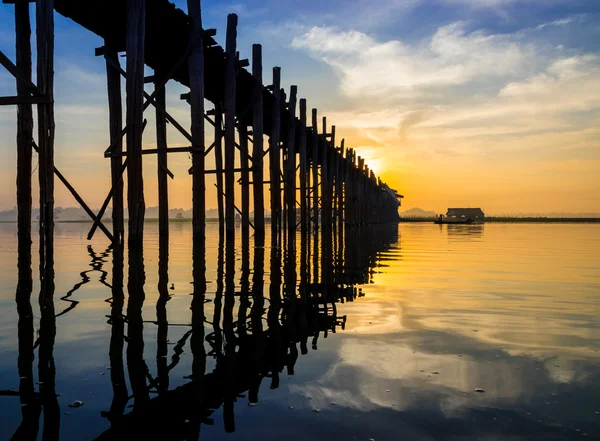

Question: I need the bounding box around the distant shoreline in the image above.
[1,217,598,224]
[400,217,600,223]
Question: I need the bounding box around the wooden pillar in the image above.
[252,44,265,242]
[285,86,297,239]
[270,67,281,234]
[240,123,250,237]
[36,0,55,282]
[155,69,168,238]
[125,0,145,246]
[224,14,238,239]
[187,0,206,247]
[15,0,33,273]
[298,99,307,235]
[214,103,224,235]
[311,109,319,231]
[105,46,124,243]
[321,117,331,232]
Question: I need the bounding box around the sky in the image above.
[0,0,599,215]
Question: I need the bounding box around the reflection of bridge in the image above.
[5,224,398,440]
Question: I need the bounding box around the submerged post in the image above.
[214,102,224,235]
[240,123,250,237]
[270,67,281,233]
[299,98,307,234]
[36,0,55,281]
[311,109,319,231]
[15,0,33,272]
[285,86,297,239]
[187,0,206,246]
[155,69,169,238]
[125,0,146,246]
[224,14,238,239]
[252,44,265,241]
[105,45,124,243]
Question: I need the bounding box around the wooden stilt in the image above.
[36,0,55,285]
[214,103,224,235]
[251,44,265,242]
[285,86,297,239]
[105,45,124,243]
[298,98,307,234]
[155,69,169,238]
[187,0,206,248]
[240,123,250,237]
[125,0,145,246]
[270,67,281,234]
[15,0,33,275]
[224,14,238,239]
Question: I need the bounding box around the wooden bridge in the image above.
[1,0,402,257]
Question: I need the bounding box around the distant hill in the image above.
[401,207,436,218]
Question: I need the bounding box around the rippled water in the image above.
[0,222,599,440]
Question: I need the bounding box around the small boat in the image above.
[434,208,485,225]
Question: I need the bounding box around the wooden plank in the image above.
[224,14,238,239]
[298,98,307,234]
[285,85,297,237]
[187,0,206,246]
[0,95,50,105]
[0,49,42,96]
[270,67,281,233]
[105,45,124,243]
[36,0,55,280]
[252,44,265,242]
[125,0,146,245]
[15,0,33,273]
[156,69,168,238]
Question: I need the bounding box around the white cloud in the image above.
[292,23,534,101]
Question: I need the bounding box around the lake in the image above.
[0,222,599,440]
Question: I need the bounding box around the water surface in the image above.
[0,222,599,440]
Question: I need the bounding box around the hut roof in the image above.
[446,208,485,217]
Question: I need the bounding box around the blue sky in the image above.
[0,0,599,213]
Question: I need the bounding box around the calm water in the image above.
[0,222,599,440]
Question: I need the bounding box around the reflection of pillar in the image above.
[268,244,282,389]
[126,246,148,413]
[156,236,170,393]
[283,240,298,375]
[249,234,265,404]
[14,251,39,439]
[108,243,128,418]
[223,239,236,432]
[38,259,59,440]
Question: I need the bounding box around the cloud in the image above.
[292,22,535,102]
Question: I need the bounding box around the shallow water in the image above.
[0,222,599,440]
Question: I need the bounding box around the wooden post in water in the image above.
[321,117,331,233]
[105,46,124,243]
[15,0,33,272]
[125,0,146,246]
[187,0,206,245]
[285,86,297,239]
[311,109,319,231]
[298,99,307,235]
[252,44,265,242]
[214,103,224,235]
[240,123,250,237]
[155,69,169,238]
[224,14,238,239]
[270,67,281,234]
[36,0,55,280]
